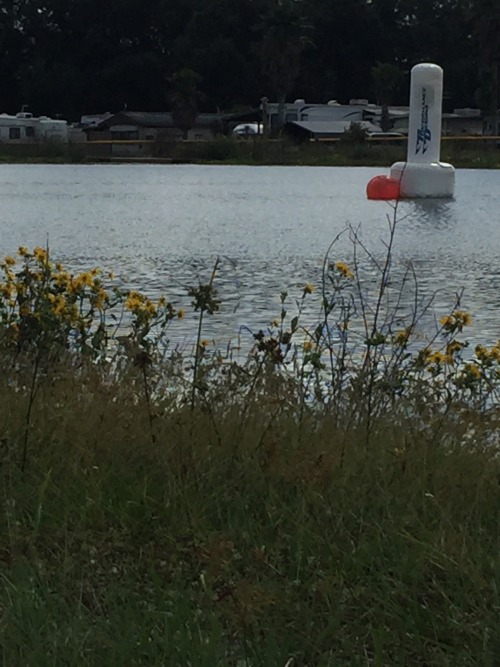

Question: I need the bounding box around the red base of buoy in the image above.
[366,175,400,200]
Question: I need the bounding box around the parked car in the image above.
[232,123,263,137]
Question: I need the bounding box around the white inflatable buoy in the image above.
[390,63,455,198]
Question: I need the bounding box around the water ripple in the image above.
[1,164,499,346]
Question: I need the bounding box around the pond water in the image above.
[1,163,499,348]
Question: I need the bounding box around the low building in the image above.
[83,110,232,156]
[286,119,384,141]
[86,111,225,142]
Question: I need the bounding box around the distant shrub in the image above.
[340,121,368,144]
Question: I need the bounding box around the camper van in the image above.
[0,110,68,142]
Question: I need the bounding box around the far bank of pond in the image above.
[1,136,500,168]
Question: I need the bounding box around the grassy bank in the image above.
[2,371,500,666]
[150,136,500,169]
[0,141,86,164]
[2,136,500,168]
[1,227,500,665]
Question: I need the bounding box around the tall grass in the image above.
[152,136,500,168]
[0,141,86,163]
[3,137,500,168]
[1,215,500,665]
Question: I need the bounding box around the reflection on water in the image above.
[1,164,500,347]
[404,199,454,229]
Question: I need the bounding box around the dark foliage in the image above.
[0,0,494,120]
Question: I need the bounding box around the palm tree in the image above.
[168,68,203,140]
[371,62,405,132]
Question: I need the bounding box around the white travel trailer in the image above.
[264,99,380,131]
[0,111,68,142]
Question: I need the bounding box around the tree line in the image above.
[0,0,498,121]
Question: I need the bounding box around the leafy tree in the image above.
[169,0,266,110]
[0,0,487,123]
[471,0,500,130]
[257,0,311,130]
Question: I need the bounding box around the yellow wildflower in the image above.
[427,350,450,366]
[491,344,500,361]
[93,287,107,310]
[303,283,315,295]
[158,296,166,307]
[125,291,144,311]
[440,310,472,332]
[80,272,93,287]
[394,329,411,346]
[475,345,490,362]
[33,247,48,262]
[271,319,280,328]
[55,271,71,289]
[18,246,28,257]
[200,339,209,348]
[72,272,94,291]
[144,299,156,316]
[53,295,66,315]
[303,340,314,352]
[3,256,16,266]
[0,282,13,298]
[465,363,481,379]
[177,308,185,319]
[455,310,472,327]
[335,261,354,279]
[446,340,464,356]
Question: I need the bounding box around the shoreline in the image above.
[1,137,500,168]
[1,156,500,169]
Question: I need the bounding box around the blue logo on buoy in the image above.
[416,87,431,154]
